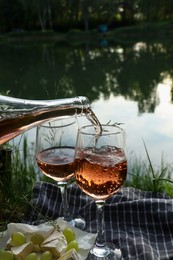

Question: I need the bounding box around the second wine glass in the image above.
[35,116,84,226]
[75,124,127,259]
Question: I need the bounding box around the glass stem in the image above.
[96,201,106,247]
[58,181,70,220]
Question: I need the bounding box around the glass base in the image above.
[63,215,86,230]
[74,216,86,230]
[87,243,122,260]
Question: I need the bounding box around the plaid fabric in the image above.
[23,181,173,260]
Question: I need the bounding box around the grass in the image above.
[0,137,36,231]
[126,155,173,196]
[126,141,173,196]
[0,137,173,232]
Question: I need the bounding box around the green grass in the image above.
[0,135,55,232]
[126,141,173,196]
[126,156,173,196]
[0,137,36,231]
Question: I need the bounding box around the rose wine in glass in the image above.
[36,116,81,226]
[75,124,127,259]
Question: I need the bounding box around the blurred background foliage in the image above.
[0,0,173,33]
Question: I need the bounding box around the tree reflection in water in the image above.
[0,41,172,115]
[2,41,173,165]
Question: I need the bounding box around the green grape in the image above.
[40,251,52,260]
[63,228,75,244]
[30,233,44,245]
[0,250,14,260]
[10,231,26,246]
[24,252,37,260]
[66,240,79,252]
[0,249,4,257]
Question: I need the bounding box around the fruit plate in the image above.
[0,218,97,260]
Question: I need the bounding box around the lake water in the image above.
[1,40,173,168]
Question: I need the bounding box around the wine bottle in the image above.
[0,95,93,145]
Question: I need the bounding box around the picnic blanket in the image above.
[23,181,173,260]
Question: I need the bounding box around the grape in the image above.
[0,250,14,260]
[24,252,37,260]
[10,232,26,246]
[66,240,79,252]
[63,228,75,244]
[40,251,52,260]
[0,249,4,257]
[30,233,44,245]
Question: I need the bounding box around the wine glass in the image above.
[35,116,85,228]
[74,124,127,259]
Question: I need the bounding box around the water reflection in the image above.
[93,84,173,167]
[0,41,173,165]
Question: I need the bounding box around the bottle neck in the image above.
[0,95,90,119]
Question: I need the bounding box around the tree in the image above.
[27,0,59,31]
[138,0,164,22]
[0,0,24,32]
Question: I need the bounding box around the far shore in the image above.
[0,21,173,45]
